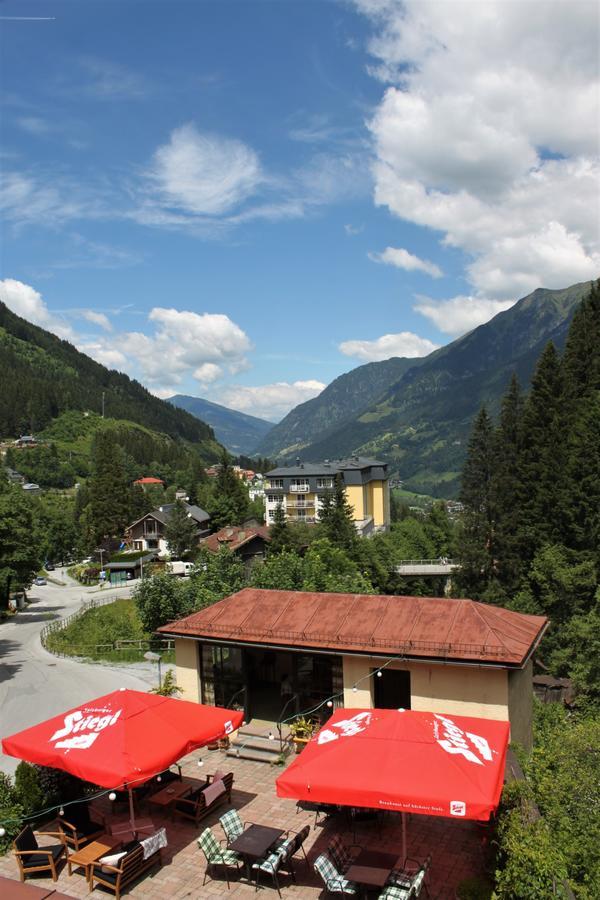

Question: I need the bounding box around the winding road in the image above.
[0,569,156,776]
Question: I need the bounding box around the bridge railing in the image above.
[396,558,455,566]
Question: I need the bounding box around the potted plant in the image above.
[288,716,318,752]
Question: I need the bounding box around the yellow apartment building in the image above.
[264,457,390,535]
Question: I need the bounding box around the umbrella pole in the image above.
[402,812,407,862]
[128,787,136,835]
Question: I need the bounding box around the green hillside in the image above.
[169,394,273,454]
[261,282,594,497]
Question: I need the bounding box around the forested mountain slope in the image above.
[0,301,215,447]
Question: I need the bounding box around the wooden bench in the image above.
[172,772,234,825]
[89,842,162,899]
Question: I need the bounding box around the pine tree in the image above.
[320,474,357,551]
[517,342,565,564]
[492,375,526,596]
[269,500,290,554]
[456,407,497,598]
[88,430,132,542]
[208,452,249,529]
[164,499,198,559]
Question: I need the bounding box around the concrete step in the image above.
[226,745,285,764]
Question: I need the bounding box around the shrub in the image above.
[0,771,23,852]
[14,762,43,817]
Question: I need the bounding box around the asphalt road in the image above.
[0,569,157,776]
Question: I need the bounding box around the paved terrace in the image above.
[0,749,489,898]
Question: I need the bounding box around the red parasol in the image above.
[276,708,509,856]
[2,689,242,829]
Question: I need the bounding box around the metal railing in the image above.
[277,693,300,752]
[289,484,310,493]
[395,558,456,566]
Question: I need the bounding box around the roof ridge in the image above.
[469,599,512,654]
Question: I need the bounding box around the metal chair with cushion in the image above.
[327,834,361,873]
[314,853,358,895]
[12,824,67,882]
[383,854,431,899]
[219,808,248,843]
[252,845,287,896]
[198,826,243,889]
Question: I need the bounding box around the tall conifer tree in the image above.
[492,375,525,596]
[88,430,132,542]
[456,407,497,598]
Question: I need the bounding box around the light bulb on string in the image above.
[109,792,116,802]
[156,776,162,782]
[0,826,5,838]
[59,807,64,817]
[197,759,204,767]
[376,670,382,677]
[326,700,333,708]
[352,685,357,692]
[268,732,274,741]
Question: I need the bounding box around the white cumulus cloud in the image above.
[122,307,252,390]
[217,380,326,421]
[147,123,263,217]
[413,295,515,337]
[369,246,442,278]
[355,0,600,328]
[339,331,439,361]
[81,310,112,331]
[0,278,74,340]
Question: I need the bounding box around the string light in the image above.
[197,759,204,767]
[59,807,64,816]
[108,792,117,801]
[376,670,383,677]
[0,827,5,837]
[156,776,162,782]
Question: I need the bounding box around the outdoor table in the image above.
[66,833,122,885]
[228,824,285,876]
[346,848,402,892]
[148,777,196,808]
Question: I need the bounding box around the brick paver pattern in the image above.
[0,747,490,898]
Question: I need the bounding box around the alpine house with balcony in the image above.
[264,457,390,536]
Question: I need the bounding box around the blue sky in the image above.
[1,0,598,421]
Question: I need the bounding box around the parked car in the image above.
[45,562,55,571]
[34,577,47,586]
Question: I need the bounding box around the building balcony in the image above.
[287,514,316,523]
[285,500,315,509]
[289,484,309,493]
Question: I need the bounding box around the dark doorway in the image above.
[374,668,411,709]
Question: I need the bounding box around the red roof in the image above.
[134,477,164,485]
[158,588,547,667]
[202,525,271,554]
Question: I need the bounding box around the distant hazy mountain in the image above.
[257,281,594,497]
[169,394,274,454]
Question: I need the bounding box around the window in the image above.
[267,478,284,489]
[317,478,334,489]
[267,494,284,504]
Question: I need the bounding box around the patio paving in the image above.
[0,746,491,898]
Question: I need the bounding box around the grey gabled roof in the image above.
[126,502,210,531]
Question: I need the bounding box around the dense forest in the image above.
[457,280,600,707]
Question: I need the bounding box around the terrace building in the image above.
[264,457,390,536]
[159,588,548,749]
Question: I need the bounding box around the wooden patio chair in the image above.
[13,824,66,882]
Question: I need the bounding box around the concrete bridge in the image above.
[395,558,459,576]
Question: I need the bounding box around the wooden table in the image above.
[346,849,402,891]
[148,777,196,808]
[67,834,122,884]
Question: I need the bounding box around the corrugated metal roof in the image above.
[158,588,547,667]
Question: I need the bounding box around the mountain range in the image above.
[168,394,273,454]
[257,281,594,497]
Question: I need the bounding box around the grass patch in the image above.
[45,598,174,664]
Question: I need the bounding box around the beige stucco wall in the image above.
[174,638,200,703]
[345,484,366,521]
[343,654,510,723]
[508,660,533,749]
[369,482,388,527]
